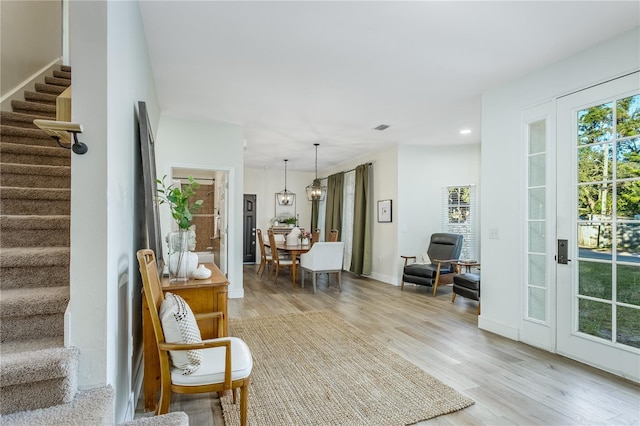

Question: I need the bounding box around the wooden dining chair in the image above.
[267,228,299,285]
[137,249,253,424]
[256,229,272,277]
[328,229,339,242]
[312,228,321,245]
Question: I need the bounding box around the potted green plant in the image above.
[156,175,203,282]
[284,217,297,227]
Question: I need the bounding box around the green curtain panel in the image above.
[351,163,372,275]
[325,172,344,239]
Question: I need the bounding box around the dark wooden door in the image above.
[243,194,256,263]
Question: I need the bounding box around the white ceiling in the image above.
[139,1,639,172]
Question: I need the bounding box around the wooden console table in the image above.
[142,262,229,412]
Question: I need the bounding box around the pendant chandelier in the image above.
[306,143,326,201]
[276,159,295,206]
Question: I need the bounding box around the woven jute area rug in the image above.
[221,311,474,425]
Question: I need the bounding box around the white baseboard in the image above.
[229,287,245,299]
[368,271,398,286]
[1,58,62,111]
[478,316,520,340]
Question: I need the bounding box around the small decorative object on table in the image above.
[157,175,203,282]
[192,264,212,279]
[299,230,311,246]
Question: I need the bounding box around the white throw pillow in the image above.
[159,292,203,375]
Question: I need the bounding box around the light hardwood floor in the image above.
[139,264,640,425]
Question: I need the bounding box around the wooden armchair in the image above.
[400,233,463,296]
[137,249,252,424]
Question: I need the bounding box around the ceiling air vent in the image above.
[374,124,390,131]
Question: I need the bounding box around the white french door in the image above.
[556,72,640,381]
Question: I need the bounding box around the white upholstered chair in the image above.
[299,242,345,293]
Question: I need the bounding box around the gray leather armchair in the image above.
[401,233,463,296]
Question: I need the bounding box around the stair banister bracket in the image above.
[33,119,88,155]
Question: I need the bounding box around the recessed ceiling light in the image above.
[374,124,390,131]
[459,129,471,135]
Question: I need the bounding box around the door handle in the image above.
[557,239,571,264]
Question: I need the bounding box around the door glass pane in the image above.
[526,116,547,323]
[578,223,612,260]
[617,181,640,218]
[528,287,545,320]
[577,143,613,183]
[616,94,640,138]
[616,139,640,179]
[578,102,613,145]
[528,188,545,219]
[578,299,612,340]
[617,264,640,305]
[529,120,546,154]
[578,261,612,300]
[529,153,546,186]
[618,223,640,264]
[528,222,545,253]
[528,254,546,287]
[578,183,613,218]
[617,306,640,349]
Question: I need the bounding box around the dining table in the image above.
[264,241,311,287]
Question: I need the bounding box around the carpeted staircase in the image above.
[0,66,113,425]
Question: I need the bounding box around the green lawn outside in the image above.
[578,260,640,348]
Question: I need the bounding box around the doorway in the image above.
[556,73,639,380]
[243,194,256,263]
[171,167,229,274]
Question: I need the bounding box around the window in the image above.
[442,185,477,260]
[526,119,548,322]
[342,171,356,270]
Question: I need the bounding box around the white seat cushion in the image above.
[171,337,253,386]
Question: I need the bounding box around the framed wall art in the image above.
[377,199,392,223]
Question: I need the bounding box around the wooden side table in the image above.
[452,260,481,273]
[141,262,229,412]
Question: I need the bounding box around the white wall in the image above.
[480,27,640,341]
[244,168,315,241]
[69,1,160,422]
[155,117,245,298]
[397,144,481,283]
[0,0,62,109]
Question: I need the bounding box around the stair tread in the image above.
[11,100,56,113]
[0,386,113,425]
[0,344,78,385]
[0,187,71,200]
[0,286,70,317]
[1,215,70,229]
[1,163,71,176]
[34,83,66,95]
[0,142,71,157]
[0,111,40,127]
[1,336,65,357]
[1,247,70,267]
[1,125,50,140]
[44,76,71,87]
[24,91,58,105]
